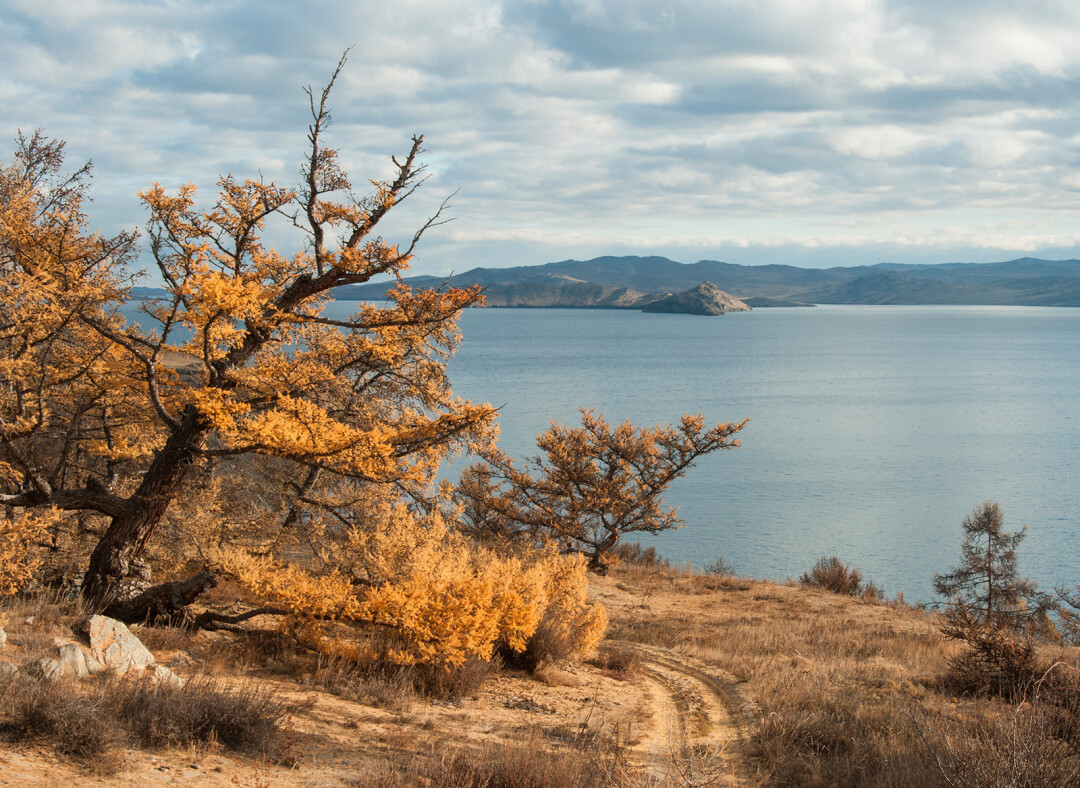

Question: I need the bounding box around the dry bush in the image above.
[1036,663,1080,744]
[665,735,735,788]
[414,656,499,701]
[801,555,882,599]
[610,541,668,570]
[691,571,753,593]
[308,655,417,711]
[588,643,643,681]
[703,555,736,577]
[116,677,295,759]
[310,647,495,704]
[0,673,122,766]
[130,622,200,654]
[945,628,1041,698]
[0,586,88,660]
[0,671,296,766]
[923,699,1080,788]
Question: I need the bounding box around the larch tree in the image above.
[452,408,747,572]
[0,56,497,622]
[933,501,1052,636]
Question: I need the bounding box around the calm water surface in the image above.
[125,301,1080,602]
[439,305,1080,603]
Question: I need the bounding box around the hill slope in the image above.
[333,255,1080,307]
[641,281,751,315]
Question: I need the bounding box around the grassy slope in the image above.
[2,563,1079,786]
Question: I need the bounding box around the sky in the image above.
[5,0,1080,278]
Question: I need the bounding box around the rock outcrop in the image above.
[641,281,751,315]
[28,615,183,686]
[39,640,105,680]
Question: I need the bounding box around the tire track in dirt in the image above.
[626,642,760,786]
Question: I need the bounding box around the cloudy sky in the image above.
[5,0,1080,277]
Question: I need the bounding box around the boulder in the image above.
[88,615,156,672]
[167,651,196,669]
[0,662,16,679]
[0,625,6,649]
[39,641,106,680]
[147,663,184,687]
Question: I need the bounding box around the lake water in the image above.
[125,300,1080,603]
[440,305,1080,603]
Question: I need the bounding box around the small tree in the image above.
[453,408,746,572]
[933,502,1052,635]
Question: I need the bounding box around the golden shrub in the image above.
[216,504,605,669]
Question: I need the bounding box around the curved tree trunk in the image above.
[82,407,210,612]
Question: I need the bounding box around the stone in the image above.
[38,642,99,680]
[56,642,90,679]
[0,661,16,679]
[87,615,155,673]
[84,651,106,675]
[167,651,195,669]
[0,625,6,649]
[38,657,62,679]
[147,663,184,688]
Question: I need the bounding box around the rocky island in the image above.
[641,281,751,315]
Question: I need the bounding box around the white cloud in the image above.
[831,126,934,160]
[4,0,1080,272]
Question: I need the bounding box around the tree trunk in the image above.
[83,407,210,610]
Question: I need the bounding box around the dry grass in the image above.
[0,587,88,663]
[346,727,637,788]
[7,562,1080,786]
[307,655,417,711]
[603,561,1080,787]
[588,642,644,681]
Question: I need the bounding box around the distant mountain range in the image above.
[332,256,1080,307]
[130,256,1080,308]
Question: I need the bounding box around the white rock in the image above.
[148,663,184,688]
[38,642,94,680]
[38,657,62,679]
[88,615,155,673]
[0,626,6,649]
[84,651,106,675]
[57,642,90,679]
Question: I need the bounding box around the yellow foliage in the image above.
[216,505,605,669]
[455,408,746,570]
[0,508,60,596]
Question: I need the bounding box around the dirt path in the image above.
[627,643,760,786]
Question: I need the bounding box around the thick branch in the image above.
[191,606,289,632]
[103,570,219,624]
[0,484,129,518]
